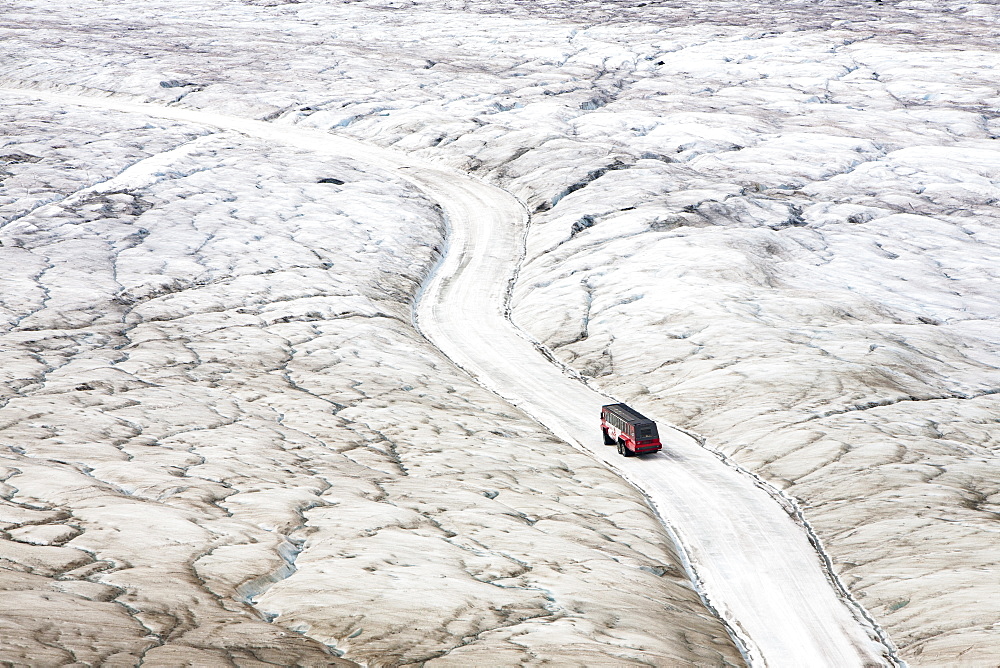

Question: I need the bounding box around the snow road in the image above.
[409,168,896,668]
[5,86,894,667]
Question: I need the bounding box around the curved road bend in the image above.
[4,86,894,667]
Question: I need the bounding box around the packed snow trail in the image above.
[5,86,895,667]
[407,171,895,668]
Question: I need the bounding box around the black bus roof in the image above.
[602,403,654,425]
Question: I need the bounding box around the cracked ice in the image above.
[1,0,999,665]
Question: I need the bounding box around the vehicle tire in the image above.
[603,429,614,445]
[619,440,632,457]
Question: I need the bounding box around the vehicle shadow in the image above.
[638,449,684,463]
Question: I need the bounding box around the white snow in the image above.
[0,92,742,665]
[2,0,999,665]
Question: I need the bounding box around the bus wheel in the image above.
[603,429,614,445]
[618,441,632,457]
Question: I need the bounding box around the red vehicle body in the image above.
[601,403,661,457]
